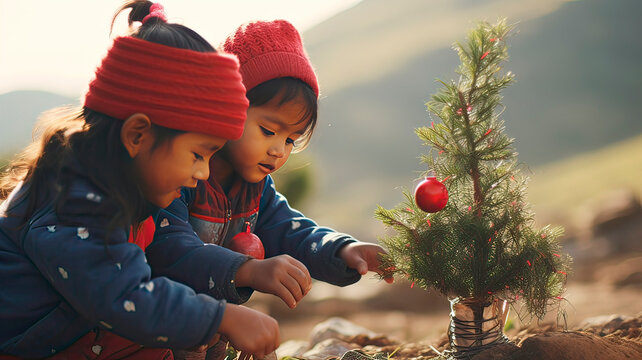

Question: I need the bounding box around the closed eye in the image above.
[260,126,275,136]
[193,152,204,161]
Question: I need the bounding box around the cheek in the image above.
[141,151,183,189]
[170,155,199,183]
[173,153,193,171]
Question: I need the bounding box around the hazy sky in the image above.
[0,0,361,97]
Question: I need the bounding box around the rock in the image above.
[593,256,642,287]
[343,334,397,348]
[579,313,642,340]
[291,314,642,360]
[309,317,379,345]
[513,331,641,360]
[470,343,519,360]
[589,189,641,231]
[276,340,311,359]
[301,338,360,360]
[473,314,642,359]
[578,314,633,335]
[448,331,642,360]
[615,271,642,288]
[585,189,642,255]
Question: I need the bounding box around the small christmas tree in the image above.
[375,19,571,358]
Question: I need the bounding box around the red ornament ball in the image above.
[414,176,448,213]
[228,222,265,259]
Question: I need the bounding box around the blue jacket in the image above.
[147,175,361,304]
[0,165,224,357]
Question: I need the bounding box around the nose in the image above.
[267,140,285,158]
[193,160,210,182]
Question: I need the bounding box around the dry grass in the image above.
[527,133,642,221]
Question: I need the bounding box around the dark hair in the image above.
[114,1,214,52]
[246,77,318,151]
[0,0,215,235]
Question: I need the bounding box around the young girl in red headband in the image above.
[148,19,394,358]
[0,2,279,359]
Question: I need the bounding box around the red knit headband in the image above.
[84,36,248,140]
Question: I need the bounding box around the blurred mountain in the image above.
[299,0,642,237]
[0,90,78,156]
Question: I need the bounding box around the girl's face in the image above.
[136,132,226,208]
[216,96,309,184]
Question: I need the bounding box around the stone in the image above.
[578,314,633,335]
[309,317,379,345]
[514,331,642,360]
[276,340,310,359]
[301,338,360,360]
[470,343,519,360]
[578,313,642,340]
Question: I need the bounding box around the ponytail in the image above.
[113,1,215,53]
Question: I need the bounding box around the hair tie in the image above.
[142,3,167,24]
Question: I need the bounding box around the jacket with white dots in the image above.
[0,162,224,357]
[147,175,362,304]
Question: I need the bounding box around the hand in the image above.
[218,304,280,359]
[235,255,312,308]
[338,242,394,283]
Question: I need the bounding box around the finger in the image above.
[367,255,385,271]
[289,266,312,295]
[280,276,304,306]
[355,259,368,275]
[274,282,297,308]
[288,257,311,282]
[265,336,279,358]
[272,322,280,350]
[373,265,395,281]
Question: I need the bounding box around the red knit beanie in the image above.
[84,36,248,140]
[222,20,319,97]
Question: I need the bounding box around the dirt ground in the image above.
[245,252,642,345]
[240,193,642,358]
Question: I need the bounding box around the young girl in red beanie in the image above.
[148,19,393,358]
[0,2,280,359]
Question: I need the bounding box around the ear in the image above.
[121,113,153,158]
